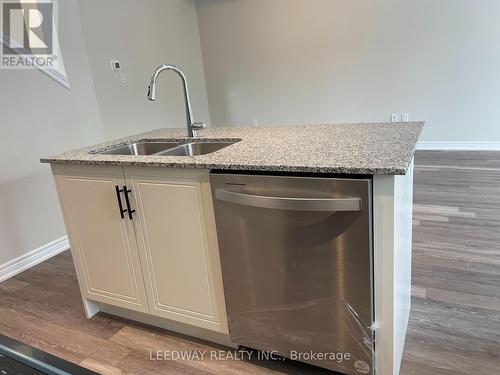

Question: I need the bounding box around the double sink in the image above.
[96,141,236,157]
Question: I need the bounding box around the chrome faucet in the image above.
[147,64,206,137]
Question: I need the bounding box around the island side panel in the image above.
[373,158,414,375]
[393,160,414,374]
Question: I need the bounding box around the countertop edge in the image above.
[40,157,409,175]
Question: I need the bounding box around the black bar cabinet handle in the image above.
[115,185,127,219]
[123,185,136,220]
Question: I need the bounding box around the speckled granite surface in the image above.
[40,122,423,175]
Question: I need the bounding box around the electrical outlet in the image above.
[401,113,410,122]
[391,113,400,123]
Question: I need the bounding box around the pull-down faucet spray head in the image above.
[147,80,156,101]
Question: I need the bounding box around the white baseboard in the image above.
[417,142,500,150]
[0,236,69,282]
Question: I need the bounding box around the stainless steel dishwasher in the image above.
[210,173,374,375]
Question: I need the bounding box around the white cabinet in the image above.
[53,166,149,313]
[52,165,228,334]
[124,168,228,333]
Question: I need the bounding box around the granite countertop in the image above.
[41,122,424,175]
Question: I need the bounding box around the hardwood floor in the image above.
[1,151,499,374]
[401,151,500,375]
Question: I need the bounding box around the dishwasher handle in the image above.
[214,189,362,212]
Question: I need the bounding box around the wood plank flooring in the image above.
[401,151,500,375]
[1,150,499,374]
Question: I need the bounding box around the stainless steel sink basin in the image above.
[98,142,185,155]
[159,142,235,156]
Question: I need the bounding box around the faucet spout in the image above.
[147,64,205,137]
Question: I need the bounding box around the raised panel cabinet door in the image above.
[124,168,228,333]
[53,165,149,313]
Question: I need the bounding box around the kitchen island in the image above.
[42,122,423,375]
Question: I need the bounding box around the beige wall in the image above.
[78,0,210,139]
[196,0,500,143]
[0,0,104,266]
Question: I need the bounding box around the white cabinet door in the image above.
[124,167,228,333]
[52,165,149,313]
